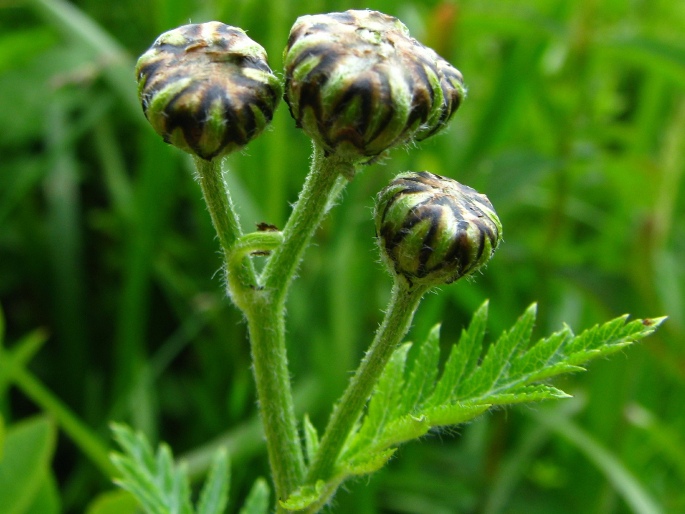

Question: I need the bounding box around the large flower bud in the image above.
[375,172,502,286]
[135,22,282,160]
[284,10,465,164]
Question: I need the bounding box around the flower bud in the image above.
[375,172,501,286]
[283,10,465,164]
[135,22,282,160]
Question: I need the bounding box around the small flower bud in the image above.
[375,171,501,286]
[136,22,282,160]
[283,10,465,164]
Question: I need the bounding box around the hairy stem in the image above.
[228,145,355,505]
[193,157,256,288]
[261,144,355,304]
[243,294,305,504]
[307,281,429,483]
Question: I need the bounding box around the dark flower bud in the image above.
[135,22,282,160]
[283,10,465,164]
[375,171,501,286]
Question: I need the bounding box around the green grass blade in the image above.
[533,411,664,514]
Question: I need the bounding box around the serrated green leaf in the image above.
[508,327,572,378]
[423,402,491,428]
[111,423,194,514]
[303,414,319,466]
[344,449,396,476]
[374,415,431,450]
[171,462,193,514]
[156,445,176,505]
[427,301,489,407]
[457,303,537,399]
[196,449,229,514]
[523,362,586,383]
[111,453,163,514]
[0,416,56,514]
[486,384,571,405]
[354,343,411,448]
[325,304,664,500]
[566,346,630,366]
[111,423,156,476]
[238,478,269,514]
[565,315,629,354]
[279,480,326,511]
[401,324,441,414]
[110,452,154,491]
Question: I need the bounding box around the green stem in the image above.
[11,366,117,477]
[193,157,255,288]
[243,295,305,502]
[261,145,354,302]
[234,145,354,505]
[227,231,283,298]
[230,230,283,264]
[193,156,303,500]
[307,281,429,483]
[0,330,114,477]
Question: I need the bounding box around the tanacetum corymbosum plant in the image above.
[108,9,666,514]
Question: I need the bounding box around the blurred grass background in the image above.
[0,0,684,512]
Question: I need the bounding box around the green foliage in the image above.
[86,490,140,514]
[0,0,683,512]
[0,416,58,514]
[111,423,229,514]
[302,414,319,466]
[285,303,665,509]
[237,478,269,514]
[110,424,272,514]
[351,302,663,453]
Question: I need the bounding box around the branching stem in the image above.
[196,146,356,507]
[193,157,256,289]
[307,280,429,483]
[261,144,354,303]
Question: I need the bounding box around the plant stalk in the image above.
[307,281,429,483]
[215,145,354,505]
[261,144,354,304]
[11,366,116,477]
[193,157,256,288]
[243,294,305,503]
[247,146,353,502]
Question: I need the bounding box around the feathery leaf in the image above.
[331,302,665,488]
